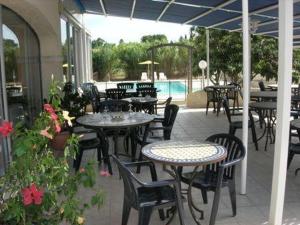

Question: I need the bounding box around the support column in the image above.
[151,49,154,82]
[206,28,210,86]
[269,0,293,224]
[241,0,250,195]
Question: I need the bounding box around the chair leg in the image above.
[74,149,83,172]
[287,152,295,169]
[201,189,208,204]
[158,209,165,221]
[136,150,143,174]
[122,200,131,225]
[206,101,209,115]
[138,206,153,225]
[228,180,237,216]
[229,126,236,135]
[209,187,222,225]
[251,123,259,151]
[97,147,102,163]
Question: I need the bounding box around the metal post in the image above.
[241,0,250,195]
[188,48,192,94]
[151,49,154,82]
[206,28,210,86]
[269,0,293,224]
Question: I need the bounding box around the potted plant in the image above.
[0,78,104,225]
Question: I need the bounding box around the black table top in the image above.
[249,101,277,110]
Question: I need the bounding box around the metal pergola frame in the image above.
[77,0,295,224]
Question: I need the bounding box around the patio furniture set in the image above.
[62,82,248,225]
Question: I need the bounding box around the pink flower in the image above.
[0,121,13,137]
[21,184,44,206]
[54,121,61,133]
[50,112,58,121]
[40,127,53,139]
[44,104,55,114]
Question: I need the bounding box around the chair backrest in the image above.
[112,155,138,207]
[105,88,126,99]
[227,83,241,99]
[165,97,172,107]
[117,82,134,90]
[136,87,157,98]
[222,97,232,123]
[98,99,129,112]
[204,87,219,101]
[136,82,154,89]
[293,84,300,96]
[162,104,179,139]
[258,81,266,91]
[205,133,245,180]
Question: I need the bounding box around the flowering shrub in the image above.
[0,79,103,225]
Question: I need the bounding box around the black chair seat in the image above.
[290,143,300,153]
[230,120,252,129]
[138,185,176,207]
[79,137,101,150]
[181,171,229,190]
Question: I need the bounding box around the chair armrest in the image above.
[220,158,243,168]
[124,161,157,181]
[148,126,171,131]
[143,179,177,188]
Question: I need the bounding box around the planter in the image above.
[50,131,70,157]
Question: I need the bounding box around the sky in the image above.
[83,14,191,44]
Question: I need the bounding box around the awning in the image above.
[77,0,300,46]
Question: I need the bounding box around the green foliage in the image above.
[141,34,168,44]
[0,79,104,225]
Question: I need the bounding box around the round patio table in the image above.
[77,112,154,174]
[249,101,277,151]
[123,97,158,114]
[142,140,227,225]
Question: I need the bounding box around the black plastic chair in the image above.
[156,97,172,115]
[136,82,154,89]
[287,143,300,175]
[112,155,179,225]
[223,98,258,150]
[226,83,241,114]
[137,104,179,165]
[258,81,272,91]
[180,133,245,225]
[204,87,221,116]
[136,87,157,98]
[117,82,134,90]
[106,88,126,99]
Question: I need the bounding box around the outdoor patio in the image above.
[79,107,300,225]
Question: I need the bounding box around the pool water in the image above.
[154,81,187,96]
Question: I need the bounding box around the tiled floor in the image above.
[79,107,300,225]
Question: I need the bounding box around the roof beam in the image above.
[130,0,136,19]
[210,0,300,28]
[183,0,237,25]
[256,25,300,35]
[156,0,175,22]
[209,3,278,28]
[99,0,107,16]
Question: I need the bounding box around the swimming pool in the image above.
[154,81,187,96]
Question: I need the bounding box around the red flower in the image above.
[21,183,44,206]
[0,121,13,137]
[44,104,55,114]
[21,187,33,206]
[30,184,43,205]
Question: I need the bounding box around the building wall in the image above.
[0,0,63,97]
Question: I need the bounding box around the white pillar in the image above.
[269,0,293,224]
[241,0,250,195]
[206,28,210,86]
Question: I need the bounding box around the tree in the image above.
[141,34,168,44]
